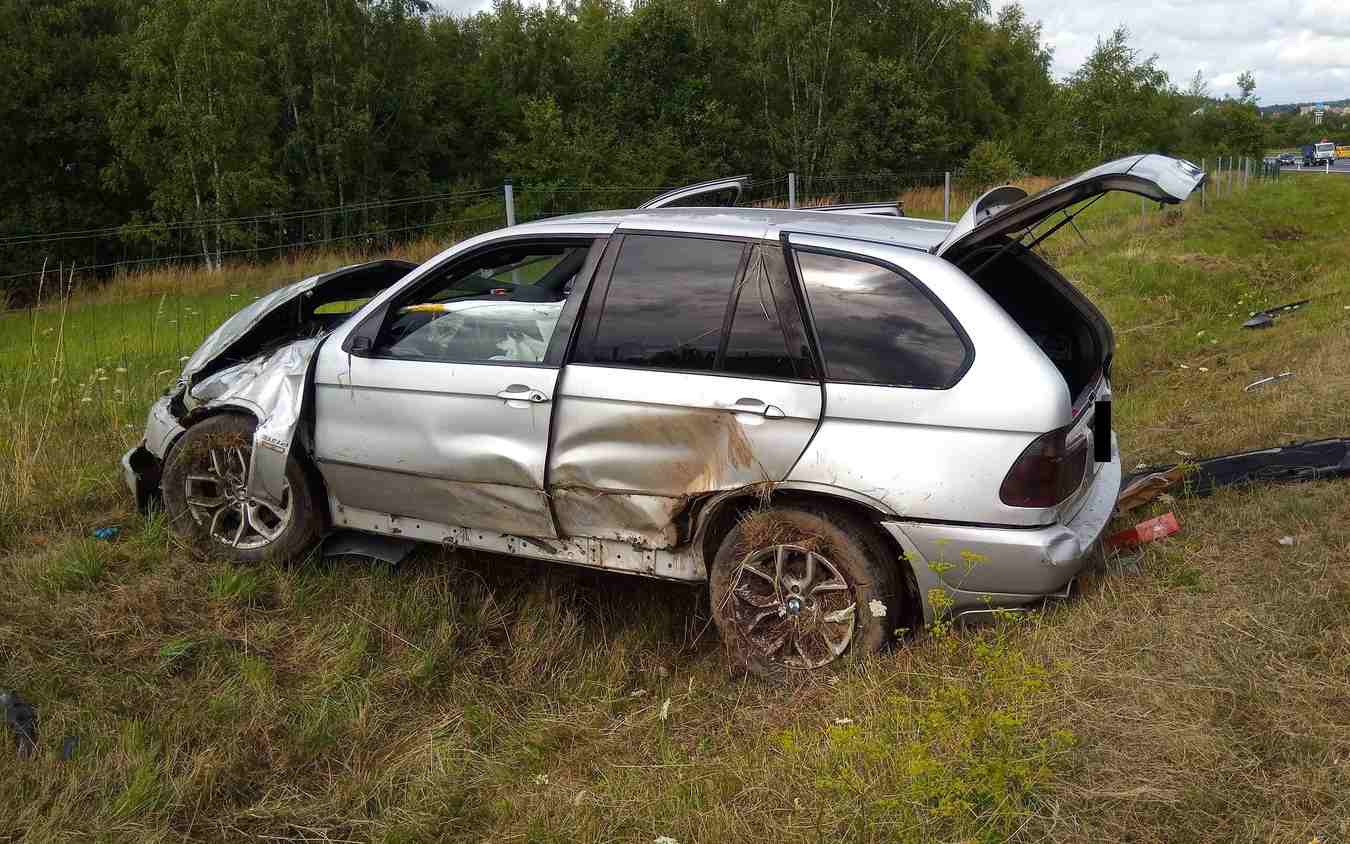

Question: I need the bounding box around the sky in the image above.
[989,0,1350,105]
[432,0,1350,106]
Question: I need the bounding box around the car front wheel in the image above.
[161,412,321,564]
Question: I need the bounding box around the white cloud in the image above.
[432,0,495,15]
[991,0,1350,104]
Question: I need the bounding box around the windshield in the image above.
[1317,142,1335,153]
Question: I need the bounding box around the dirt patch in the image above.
[1262,224,1305,242]
[734,507,837,559]
[177,429,250,464]
[1172,253,1241,271]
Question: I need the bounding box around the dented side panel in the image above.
[312,355,562,538]
[547,364,823,547]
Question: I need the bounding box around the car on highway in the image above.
[1278,153,1297,166]
[124,154,1205,675]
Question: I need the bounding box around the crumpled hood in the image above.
[178,259,415,385]
[180,274,324,383]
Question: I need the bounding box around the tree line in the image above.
[0,0,1287,299]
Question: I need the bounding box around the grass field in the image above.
[3,171,1349,842]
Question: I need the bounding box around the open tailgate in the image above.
[936,154,1206,258]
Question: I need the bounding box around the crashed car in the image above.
[125,155,1205,674]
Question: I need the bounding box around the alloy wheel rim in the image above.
[729,543,857,670]
[183,445,292,550]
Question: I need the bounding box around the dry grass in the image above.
[3,171,1350,842]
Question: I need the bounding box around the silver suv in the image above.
[124,154,1205,674]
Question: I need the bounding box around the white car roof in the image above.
[512,207,956,252]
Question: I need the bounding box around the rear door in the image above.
[547,233,822,548]
[936,154,1206,258]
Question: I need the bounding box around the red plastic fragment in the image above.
[1105,511,1180,550]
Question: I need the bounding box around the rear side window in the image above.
[579,235,744,371]
[796,251,968,388]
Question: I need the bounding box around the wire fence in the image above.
[0,156,1281,309]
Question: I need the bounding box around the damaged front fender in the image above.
[187,336,324,507]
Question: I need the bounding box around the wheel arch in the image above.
[692,483,922,630]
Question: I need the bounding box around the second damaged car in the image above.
[125,156,1205,675]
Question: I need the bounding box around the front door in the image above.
[313,237,603,538]
[547,233,824,547]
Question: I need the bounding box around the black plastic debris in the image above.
[61,735,79,761]
[1125,437,1350,499]
[1242,298,1310,329]
[1,689,38,758]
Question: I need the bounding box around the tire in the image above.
[708,504,902,679]
[161,412,321,564]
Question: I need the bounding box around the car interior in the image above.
[374,242,590,363]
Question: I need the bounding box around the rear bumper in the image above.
[882,438,1122,623]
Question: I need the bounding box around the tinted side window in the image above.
[796,251,968,388]
[581,235,744,371]
[722,246,817,380]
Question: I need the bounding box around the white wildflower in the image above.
[630,689,647,698]
[655,837,678,844]
[533,773,549,786]
[659,698,671,722]
[868,598,887,618]
[833,717,854,726]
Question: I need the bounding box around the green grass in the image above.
[3,173,1350,842]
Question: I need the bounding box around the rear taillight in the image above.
[999,427,1088,508]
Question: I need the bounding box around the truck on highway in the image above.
[1302,140,1336,166]
[1338,145,1350,160]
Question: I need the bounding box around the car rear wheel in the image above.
[709,505,901,679]
[161,413,321,564]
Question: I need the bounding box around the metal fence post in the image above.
[1201,157,1206,210]
[788,171,796,209]
[504,178,516,226]
[943,171,951,221]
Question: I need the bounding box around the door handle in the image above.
[728,397,786,419]
[496,384,549,404]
